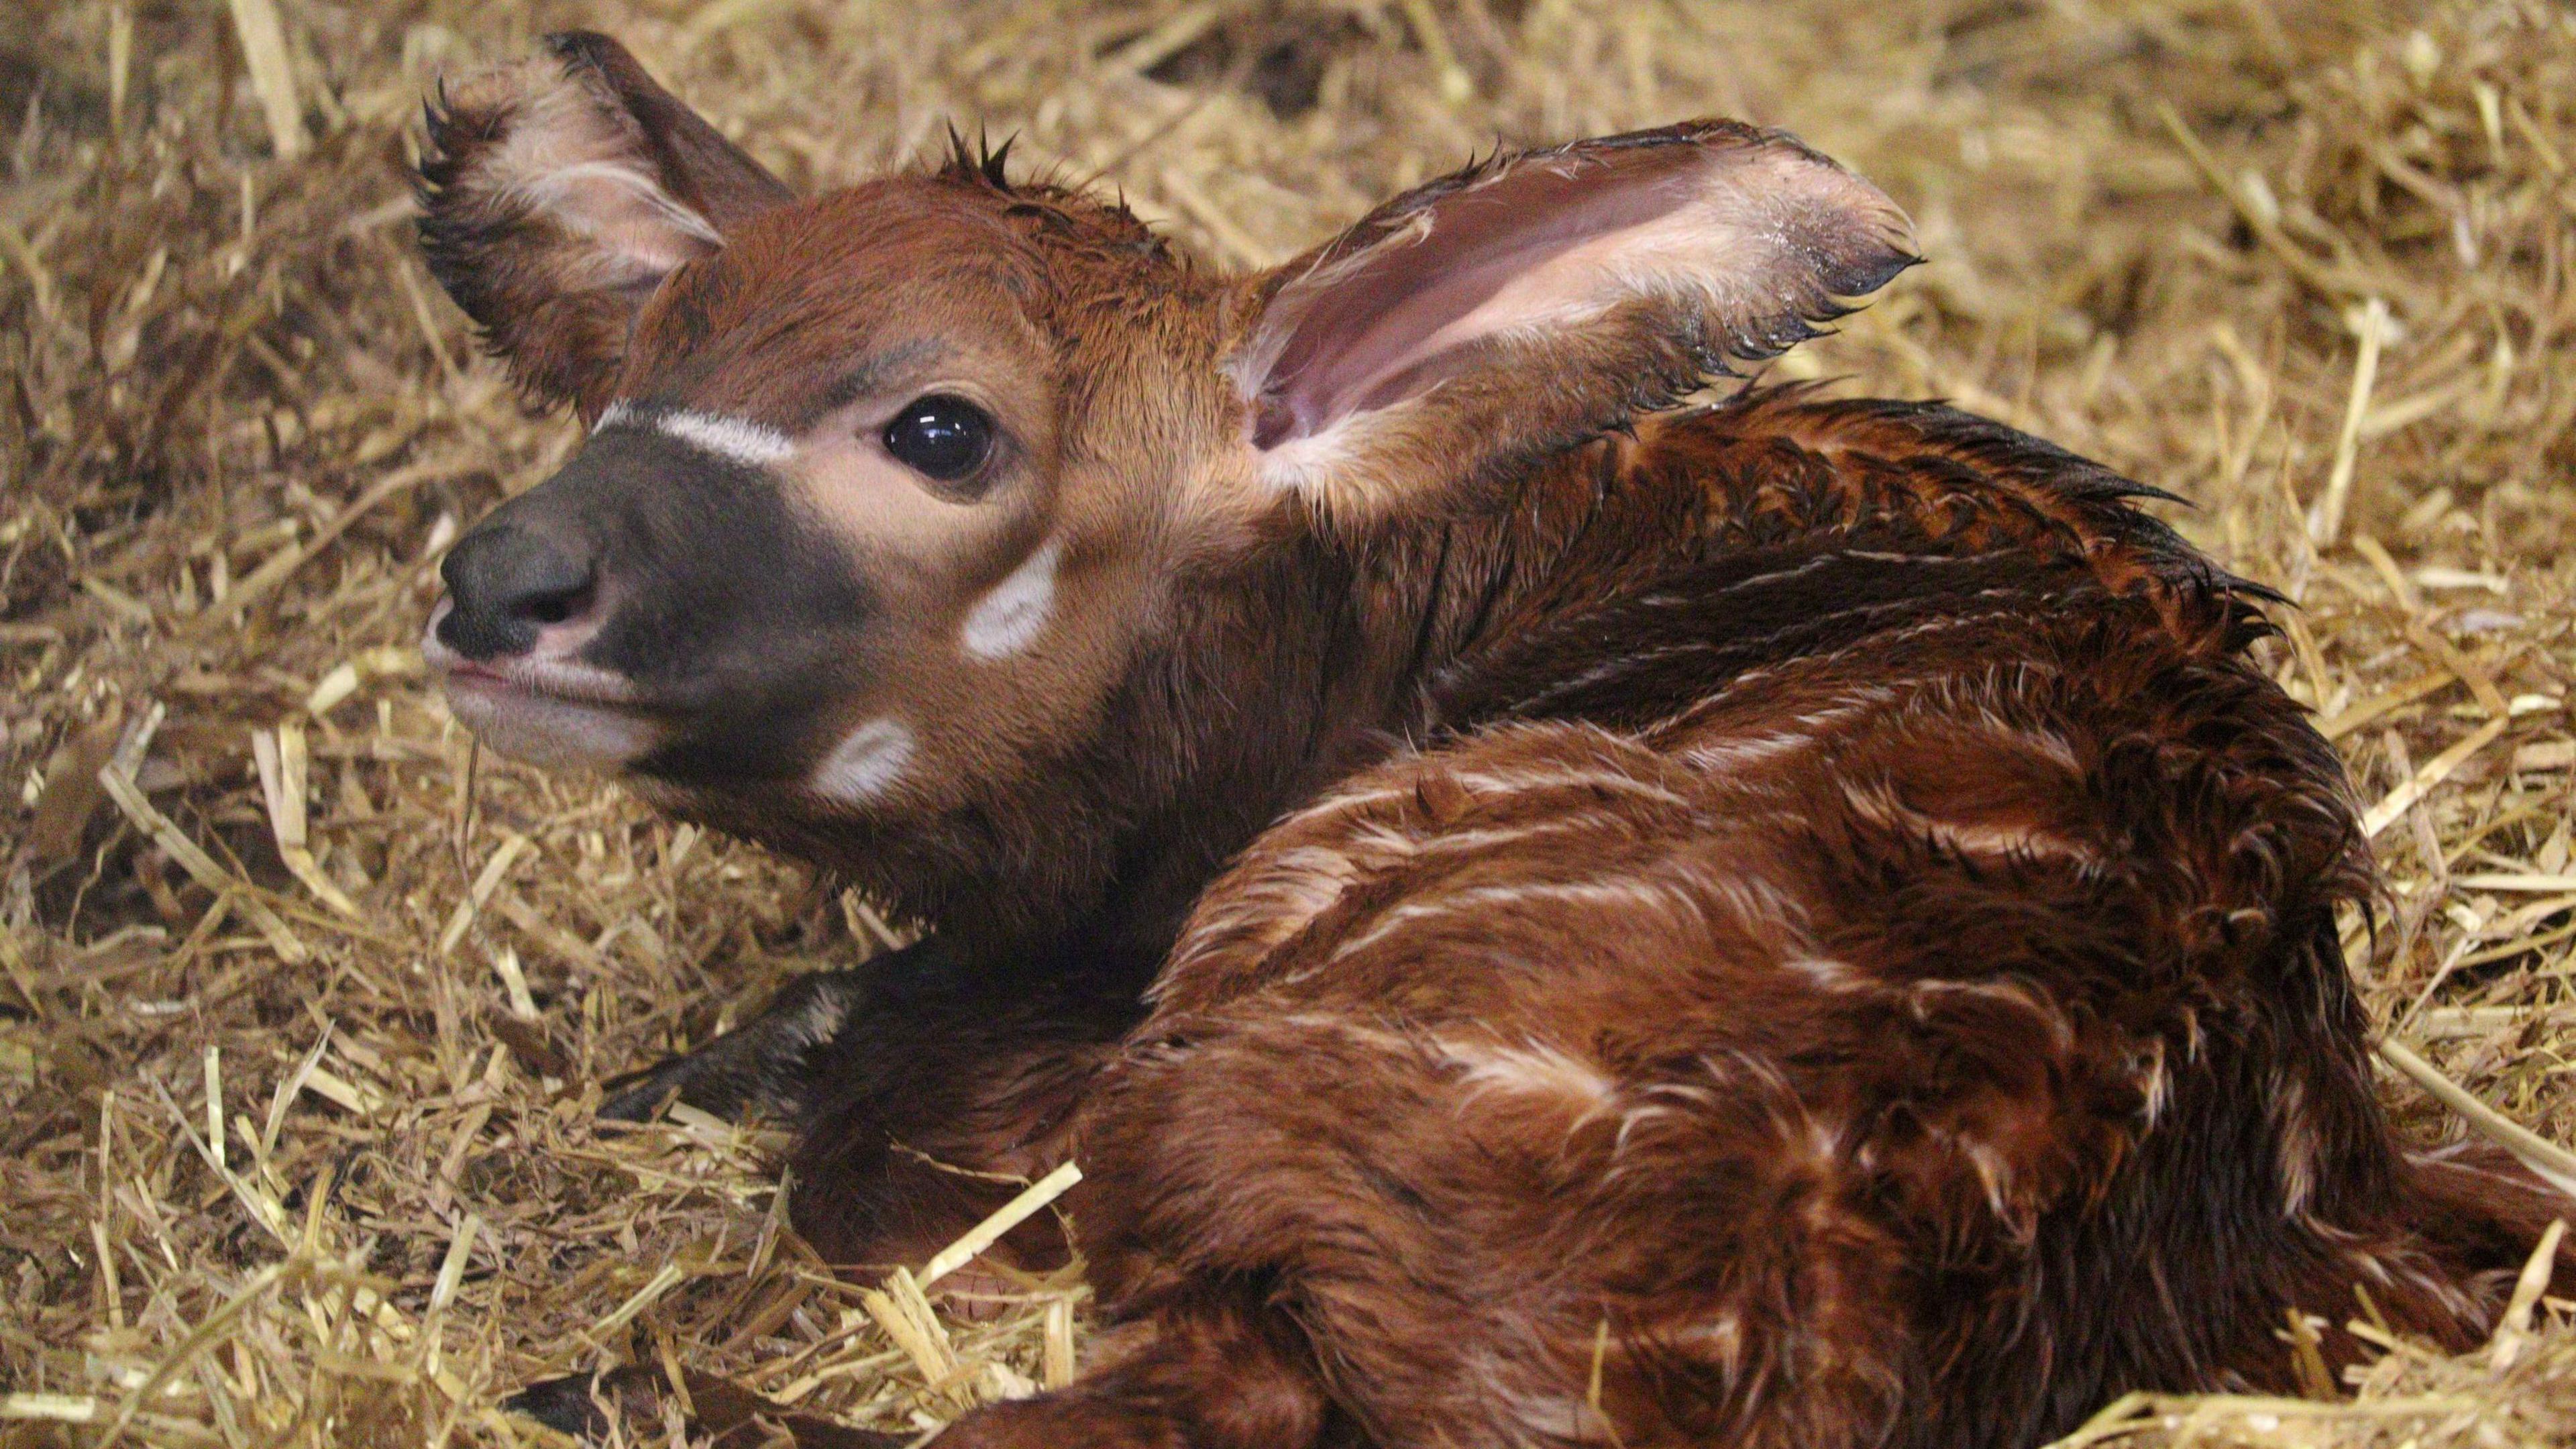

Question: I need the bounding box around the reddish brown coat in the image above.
[409,38,2569,1449]
[932,396,2563,1448]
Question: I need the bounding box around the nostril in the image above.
[519,580,594,627]
[437,526,598,660]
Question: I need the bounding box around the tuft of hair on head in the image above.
[924,123,1171,268]
[939,123,1021,195]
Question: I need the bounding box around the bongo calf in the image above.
[416,34,2567,1447]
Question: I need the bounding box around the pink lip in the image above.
[418,602,666,770]
[419,621,643,711]
[436,662,641,712]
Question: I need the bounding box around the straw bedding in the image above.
[3,0,2574,1444]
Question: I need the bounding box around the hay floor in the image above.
[4,0,2575,1444]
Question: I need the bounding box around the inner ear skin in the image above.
[1237,122,1915,469]
[543,32,794,231]
[1252,152,1695,446]
[493,427,875,784]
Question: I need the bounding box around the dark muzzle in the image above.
[437,524,598,659]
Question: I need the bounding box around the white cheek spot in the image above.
[595,402,797,470]
[961,537,1063,660]
[812,717,916,805]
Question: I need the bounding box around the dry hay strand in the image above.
[1,0,2573,1445]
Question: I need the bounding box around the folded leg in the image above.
[598,965,872,1122]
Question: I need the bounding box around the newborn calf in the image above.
[417,34,2566,1448]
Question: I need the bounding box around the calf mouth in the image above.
[422,600,665,770]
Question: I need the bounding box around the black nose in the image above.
[437,525,596,660]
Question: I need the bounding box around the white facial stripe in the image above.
[593,403,797,470]
[961,537,1063,660]
[812,717,916,804]
[655,410,798,468]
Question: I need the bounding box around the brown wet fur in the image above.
[912,398,2573,1448]
[410,34,2575,1449]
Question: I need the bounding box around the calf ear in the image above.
[416,32,792,419]
[1229,120,1916,525]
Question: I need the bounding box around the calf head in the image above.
[416,33,1914,924]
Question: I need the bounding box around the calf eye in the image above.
[883,394,995,484]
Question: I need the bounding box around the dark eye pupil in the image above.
[883,396,993,482]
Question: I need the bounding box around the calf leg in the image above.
[594,932,1128,1130]
[940,1291,1346,1449]
[509,1363,906,1447]
[598,964,871,1122]
[595,931,1142,1267]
